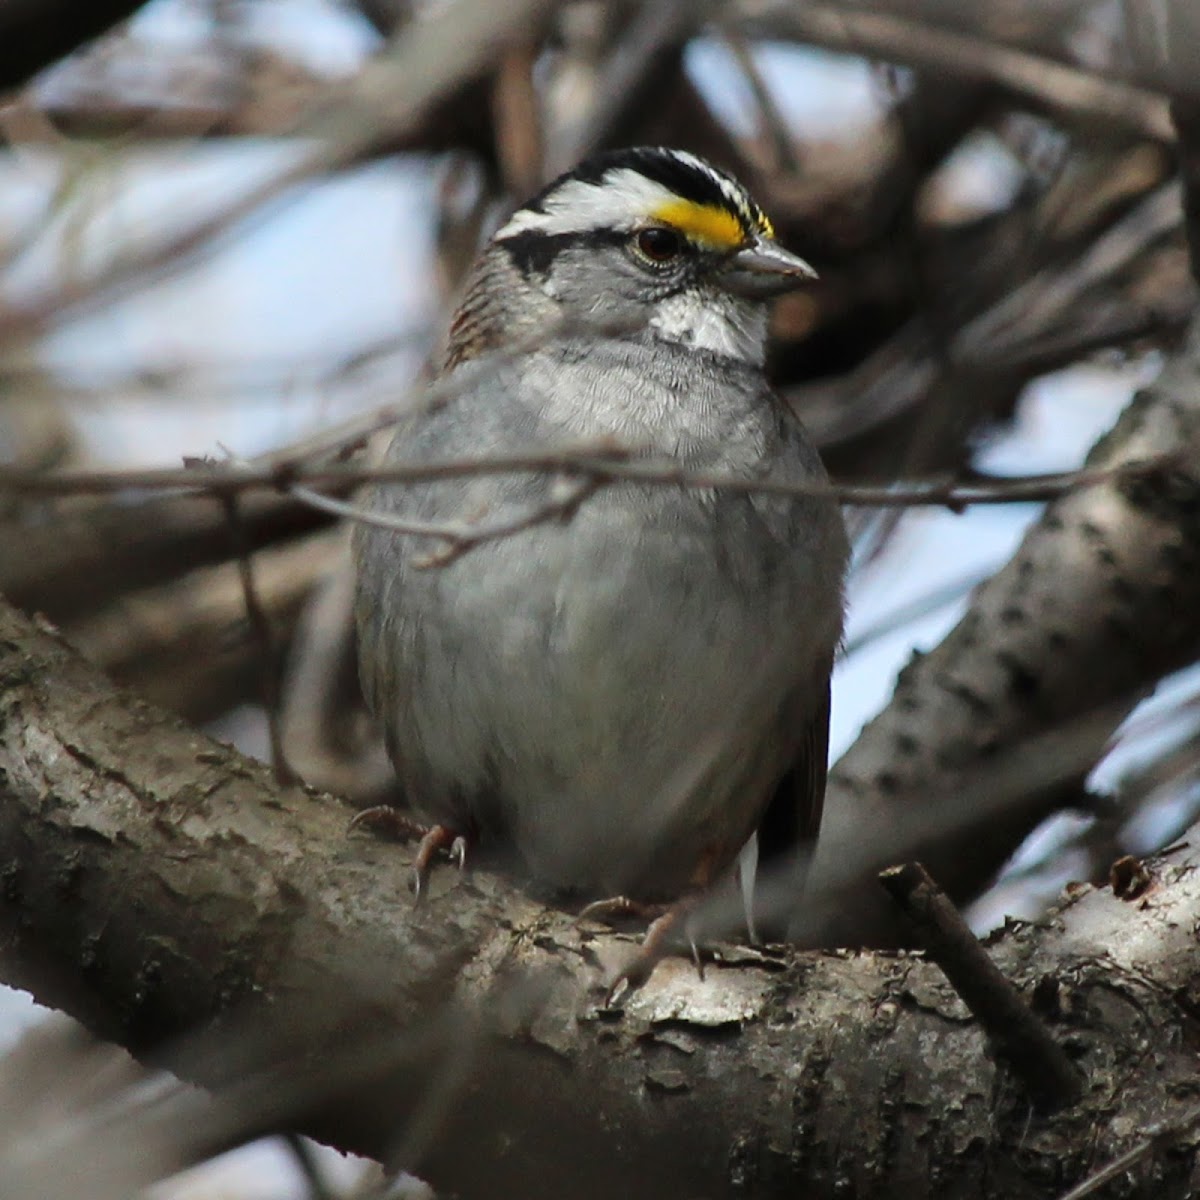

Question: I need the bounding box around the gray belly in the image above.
[356,485,836,899]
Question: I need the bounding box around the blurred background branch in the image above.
[4,0,1200,1195]
[0,0,156,92]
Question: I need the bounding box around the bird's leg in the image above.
[602,898,706,1006]
[348,808,469,902]
[588,849,722,1006]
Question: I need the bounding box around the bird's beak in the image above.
[721,238,818,298]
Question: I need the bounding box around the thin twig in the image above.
[0,0,558,352]
[962,183,1184,363]
[1055,1103,1200,1200]
[793,181,1185,450]
[288,476,600,567]
[544,0,696,175]
[0,445,1183,510]
[718,27,801,174]
[492,40,544,197]
[281,1132,337,1200]
[879,862,1083,1111]
[1171,98,1200,285]
[218,493,299,785]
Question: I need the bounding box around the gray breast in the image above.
[352,335,847,898]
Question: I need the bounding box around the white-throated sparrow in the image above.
[353,147,848,953]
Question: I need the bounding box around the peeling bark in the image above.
[2,596,1200,1199]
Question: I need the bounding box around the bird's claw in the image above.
[604,973,634,1009]
[410,824,468,904]
[350,810,469,902]
[598,903,704,1005]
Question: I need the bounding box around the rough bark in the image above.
[810,10,1200,932]
[2,595,1200,1199]
[812,311,1200,946]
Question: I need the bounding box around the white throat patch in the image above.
[650,291,767,365]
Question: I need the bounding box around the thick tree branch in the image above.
[2,595,1200,1198]
[813,306,1200,946]
[0,490,333,624]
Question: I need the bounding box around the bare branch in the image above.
[0,0,560,352]
[0,0,155,91]
[813,305,1200,946]
[491,40,544,197]
[733,0,1191,109]
[0,489,334,624]
[68,530,342,724]
[746,4,1172,141]
[1055,1104,1200,1200]
[4,593,1200,1197]
[0,440,1184,512]
[879,862,1082,1111]
[288,476,600,567]
[218,494,299,785]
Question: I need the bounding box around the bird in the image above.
[352,146,848,970]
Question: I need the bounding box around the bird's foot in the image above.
[604,900,705,1007]
[577,895,705,1006]
[575,895,669,927]
[348,808,468,902]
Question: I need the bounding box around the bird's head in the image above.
[447,147,815,368]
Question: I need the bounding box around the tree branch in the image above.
[0,441,1181,509]
[2,594,1200,1198]
[67,529,341,723]
[0,490,334,625]
[733,0,1197,104]
[736,3,1173,140]
[813,305,1200,946]
[0,0,559,353]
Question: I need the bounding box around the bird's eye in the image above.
[634,226,685,264]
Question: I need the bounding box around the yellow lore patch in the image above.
[651,199,769,248]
